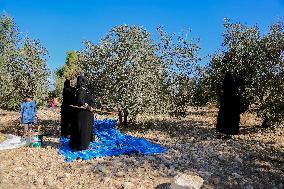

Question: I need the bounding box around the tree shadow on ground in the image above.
[0,119,22,136]
[148,122,283,188]
[239,124,265,135]
[39,119,60,136]
[0,118,60,137]
[121,119,214,142]
[155,183,171,189]
[41,139,61,149]
[119,109,283,189]
[233,137,284,188]
[186,108,218,117]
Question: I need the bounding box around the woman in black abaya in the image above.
[60,79,75,138]
[69,75,95,151]
[216,71,240,135]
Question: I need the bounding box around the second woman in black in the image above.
[69,75,95,151]
[60,79,75,138]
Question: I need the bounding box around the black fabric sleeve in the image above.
[77,88,87,106]
[63,88,76,105]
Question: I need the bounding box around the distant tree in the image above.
[208,19,284,127]
[55,51,81,101]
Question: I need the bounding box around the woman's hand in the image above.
[84,103,92,111]
[87,106,92,111]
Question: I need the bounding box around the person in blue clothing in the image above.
[20,93,37,134]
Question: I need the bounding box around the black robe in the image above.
[60,80,75,137]
[216,72,240,135]
[69,76,95,151]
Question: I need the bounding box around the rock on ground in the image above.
[171,172,204,189]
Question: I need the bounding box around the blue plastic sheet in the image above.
[59,119,168,162]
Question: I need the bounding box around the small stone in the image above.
[212,177,221,185]
[254,168,262,173]
[173,164,179,168]
[159,164,166,169]
[160,156,167,162]
[123,182,134,189]
[232,173,242,179]
[218,155,225,161]
[146,156,155,161]
[171,172,204,189]
[14,167,23,171]
[233,155,243,163]
[36,178,44,185]
[97,165,107,173]
[198,171,212,180]
[116,171,125,177]
[168,169,176,177]
[104,177,111,183]
[245,185,254,189]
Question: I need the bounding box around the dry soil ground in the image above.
[0,107,283,189]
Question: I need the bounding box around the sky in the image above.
[1,0,284,73]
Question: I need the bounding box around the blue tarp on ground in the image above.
[59,119,168,162]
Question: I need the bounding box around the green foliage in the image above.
[78,25,201,119]
[157,27,201,114]
[57,51,81,79]
[208,19,284,126]
[79,26,166,118]
[191,72,212,107]
[0,13,49,110]
[55,51,81,101]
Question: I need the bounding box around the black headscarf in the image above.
[64,79,71,89]
[75,75,100,108]
[62,79,75,106]
[76,75,87,89]
[223,71,238,98]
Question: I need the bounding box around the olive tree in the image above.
[78,25,202,120]
[208,19,284,127]
[0,13,49,110]
[79,25,169,120]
